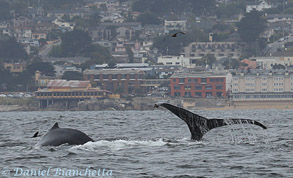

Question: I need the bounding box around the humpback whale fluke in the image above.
[36,122,94,147]
[154,103,267,141]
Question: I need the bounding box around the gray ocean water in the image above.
[0,109,292,178]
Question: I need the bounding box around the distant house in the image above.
[246,0,271,13]
[157,55,194,68]
[52,19,75,31]
[182,42,243,61]
[32,31,47,40]
[10,26,32,38]
[266,14,293,23]
[164,20,186,34]
[13,16,31,26]
[54,65,82,78]
[17,38,39,47]
[4,62,27,73]
[89,22,142,41]
[240,59,257,70]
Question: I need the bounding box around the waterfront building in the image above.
[83,69,145,95]
[35,80,109,108]
[231,69,293,101]
[170,70,227,98]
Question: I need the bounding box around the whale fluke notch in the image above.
[155,103,267,141]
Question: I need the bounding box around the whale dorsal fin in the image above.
[32,131,39,138]
[155,103,267,141]
[50,123,59,130]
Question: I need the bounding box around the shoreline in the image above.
[1,97,293,112]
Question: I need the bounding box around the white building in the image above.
[252,56,293,69]
[164,20,186,34]
[157,55,194,68]
[246,0,271,13]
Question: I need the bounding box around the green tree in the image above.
[49,45,63,57]
[27,61,55,76]
[62,71,83,80]
[136,13,161,26]
[0,1,11,20]
[196,54,216,66]
[60,29,92,57]
[47,29,63,40]
[79,44,115,70]
[223,58,241,69]
[0,37,28,60]
[132,0,215,16]
[0,66,13,91]
[126,47,134,63]
[237,10,267,43]
[152,28,208,55]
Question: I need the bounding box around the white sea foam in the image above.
[70,138,167,151]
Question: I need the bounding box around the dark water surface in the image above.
[0,109,292,178]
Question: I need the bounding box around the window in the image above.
[195,92,202,97]
[205,85,212,90]
[174,85,180,90]
[185,85,191,90]
[201,78,206,83]
[179,78,185,83]
[216,85,223,90]
[112,75,117,79]
[103,74,108,79]
[188,78,197,83]
[174,92,180,96]
[195,85,202,90]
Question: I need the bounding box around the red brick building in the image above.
[170,71,227,98]
[83,69,145,95]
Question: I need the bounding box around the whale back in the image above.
[37,123,93,146]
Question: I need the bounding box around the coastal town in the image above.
[1,0,293,111]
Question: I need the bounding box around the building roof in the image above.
[47,80,90,88]
[83,69,145,75]
[170,70,227,78]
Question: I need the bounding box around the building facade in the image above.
[170,70,227,98]
[231,70,293,101]
[182,42,243,61]
[157,55,194,68]
[83,69,145,95]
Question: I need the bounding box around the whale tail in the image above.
[155,103,267,140]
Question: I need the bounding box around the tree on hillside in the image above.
[136,13,161,26]
[60,29,92,57]
[152,28,208,55]
[0,66,13,91]
[196,54,216,67]
[0,1,11,20]
[237,10,266,43]
[126,47,134,63]
[42,0,81,10]
[0,37,28,60]
[132,0,216,16]
[79,44,115,70]
[27,61,55,76]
